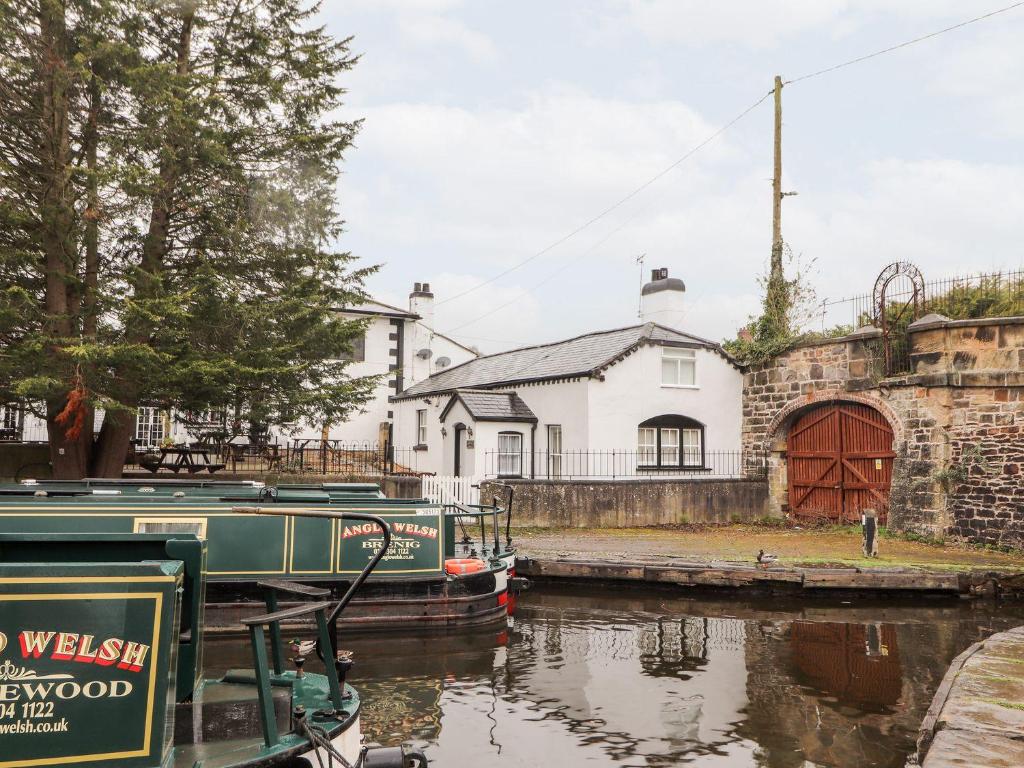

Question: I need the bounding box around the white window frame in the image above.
[660,428,680,466]
[661,347,697,388]
[416,409,428,446]
[497,432,523,477]
[547,424,563,478]
[682,428,702,467]
[638,420,705,469]
[637,427,658,466]
[1,404,19,434]
[135,406,166,447]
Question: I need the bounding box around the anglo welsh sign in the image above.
[0,563,181,768]
[337,513,444,577]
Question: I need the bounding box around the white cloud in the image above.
[603,0,850,48]
[375,272,545,352]
[342,85,766,346]
[336,0,496,63]
[326,2,1024,352]
[602,0,1009,50]
[790,157,1024,328]
[928,25,1024,138]
[395,13,497,62]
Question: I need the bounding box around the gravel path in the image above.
[514,525,1024,571]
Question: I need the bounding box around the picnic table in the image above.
[140,446,226,474]
[227,442,282,471]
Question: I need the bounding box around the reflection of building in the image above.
[790,622,902,709]
[740,620,954,768]
[501,606,750,764]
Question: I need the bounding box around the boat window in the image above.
[134,517,208,539]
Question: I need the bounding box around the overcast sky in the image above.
[319,1,1024,352]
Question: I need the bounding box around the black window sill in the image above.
[497,474,524,480]
[413,444,428,452]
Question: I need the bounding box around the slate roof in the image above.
[396,322,733,399]
[441,390,538,423]
[339,298,418,319]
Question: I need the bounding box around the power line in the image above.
[435,88,774,308]
[785,1,1024,85]
[439,1,1024,338]
[445,205,652,333]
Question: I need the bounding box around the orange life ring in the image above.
[445,558,487,576]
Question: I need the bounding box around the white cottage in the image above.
[390,269,744,478]
[281,282,478,444]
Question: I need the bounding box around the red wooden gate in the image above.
[787,403,895,524]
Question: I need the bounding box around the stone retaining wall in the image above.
[917,625,1024,767]
[481,478,769,528]
[744,316,1024,547]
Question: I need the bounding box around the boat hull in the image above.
[205,567,510,633]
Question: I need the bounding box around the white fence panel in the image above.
[421,475,481,506]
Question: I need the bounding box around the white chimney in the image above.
[640,268,686,330]
[409,281,434,329]
[408,281,436,386]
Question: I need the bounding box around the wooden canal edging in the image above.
[515,556,1024,597]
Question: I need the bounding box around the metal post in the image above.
[248,624,279,747]
[263,588,283,675]
[315,609,344,710]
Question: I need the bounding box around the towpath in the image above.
[514,524,1024,572]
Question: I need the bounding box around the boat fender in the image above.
[444,558,486,576]
[363,745,428,767]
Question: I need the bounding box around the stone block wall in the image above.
[742,317,1024,547]
[480,478,769,528]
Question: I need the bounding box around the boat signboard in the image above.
[337,512,445,577]
[0,562,181,768]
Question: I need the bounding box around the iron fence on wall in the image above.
[124,440,424,477]
[482,449,767,480]
[821,269,1024,330]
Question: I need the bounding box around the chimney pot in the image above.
[423,282,430,292]
[414,282,422,293]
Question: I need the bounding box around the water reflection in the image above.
[206,586,1024,767]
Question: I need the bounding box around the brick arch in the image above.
[764,391,903,451]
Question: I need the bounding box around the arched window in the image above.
[637,415,704,469]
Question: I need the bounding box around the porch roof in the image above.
[440,390,538,423]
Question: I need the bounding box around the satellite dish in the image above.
[416,348,433,359]
[435,356,451,368]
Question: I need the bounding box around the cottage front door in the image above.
[786,403,895,524]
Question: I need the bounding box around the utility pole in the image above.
[762,74,795,340]
[771,75,784,272]
[635,252,646,318]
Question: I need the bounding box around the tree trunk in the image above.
[46,400,92,479]
[37,1,86,478]
[90,411,135,478]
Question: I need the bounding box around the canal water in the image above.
[205,585,1024,767]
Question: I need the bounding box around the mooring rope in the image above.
[297,715,360,768]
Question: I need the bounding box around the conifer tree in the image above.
[0,0,376,478]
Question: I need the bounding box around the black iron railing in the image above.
[483,449,767,480]
[821,269,1024,330]
[125,440,423,477]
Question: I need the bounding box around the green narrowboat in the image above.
[0,479,521,633]
[0,517,427,767]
